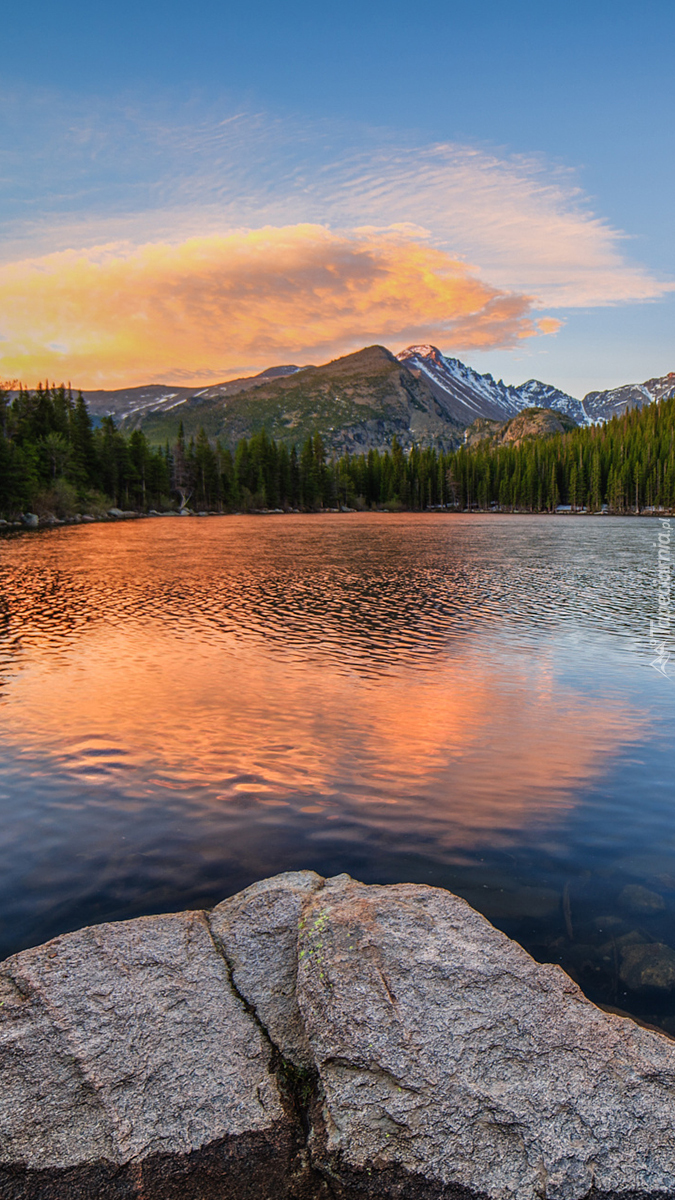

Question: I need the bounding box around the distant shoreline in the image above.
[1,507,673,537]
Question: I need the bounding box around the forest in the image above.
[1,382,675,517]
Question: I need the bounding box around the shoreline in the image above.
[1,506,673,537]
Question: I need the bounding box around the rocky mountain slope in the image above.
[83,365,301,421]
[464,406,579,449]
[398,346,675,425]
[584,371,675,422]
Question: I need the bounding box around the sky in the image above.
[1,0,673,397]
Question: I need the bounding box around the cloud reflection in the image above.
[1,614,643,854]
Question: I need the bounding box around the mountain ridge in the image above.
[108,345,469,452]
[82,364,303,422]
[583,372,675,422]
[77,345,675,453]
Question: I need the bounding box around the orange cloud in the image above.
[0,224,559,387]
[536,316,562,335]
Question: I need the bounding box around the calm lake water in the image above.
[1,513,674,1028]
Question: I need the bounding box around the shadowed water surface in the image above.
[1,514,674,1027]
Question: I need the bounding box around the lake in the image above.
[1,513,674,1029]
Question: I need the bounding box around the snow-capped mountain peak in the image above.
[396,345,587,425]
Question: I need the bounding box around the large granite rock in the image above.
[297,876,675,1199]
[0,909,304,1199]
[4,873,675,1199]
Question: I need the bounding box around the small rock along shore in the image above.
[3,871,675,1199]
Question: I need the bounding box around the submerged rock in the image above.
[592,913,631,935]
[618,883,666,914]
[4,874,675,1198]
[611,853,675,892]
[460,884,560,920]
[620,941,675,992]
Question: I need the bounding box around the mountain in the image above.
[582,372,675,422]
[77,344,675,453]
[82,365,302,422]
[83,344,586,452]
[395,346,675,427]
[116,345,467,452]
[396,345,586,424]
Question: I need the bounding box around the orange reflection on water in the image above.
[0,616,644,852]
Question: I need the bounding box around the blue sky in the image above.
[1,0,673,395]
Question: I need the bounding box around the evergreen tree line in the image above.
[0,384,170,516]
[2,383,675,517]
[442,396,675,513]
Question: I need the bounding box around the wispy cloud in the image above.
[0,225,556,387]
[313,144,673,308]
[0,96,671,386]
[1,98,670,309]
